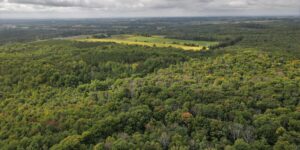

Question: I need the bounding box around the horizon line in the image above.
[1,15,300,20]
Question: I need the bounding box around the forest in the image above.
[0,17,299,150]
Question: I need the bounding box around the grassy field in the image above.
[75,35,218,51]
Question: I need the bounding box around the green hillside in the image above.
[0,38,299,149]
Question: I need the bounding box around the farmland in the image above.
[75,35,218,51]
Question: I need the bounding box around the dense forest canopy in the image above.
[0,17,299,150]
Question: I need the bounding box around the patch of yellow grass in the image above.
[76,38,206,51]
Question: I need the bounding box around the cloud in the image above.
[6,0,299,9]
[5,0,209,10]
[8,0,115,8]
[0,0,299,18]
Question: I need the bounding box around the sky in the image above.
[0,0,300,19]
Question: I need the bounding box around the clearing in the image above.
[74,35,218,51]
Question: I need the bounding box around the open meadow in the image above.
[75,34,218,51]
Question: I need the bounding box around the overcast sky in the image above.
[0,0,300,19]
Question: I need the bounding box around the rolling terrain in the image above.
[0,17,299,150]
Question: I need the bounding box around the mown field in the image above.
[75,35,218,51]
